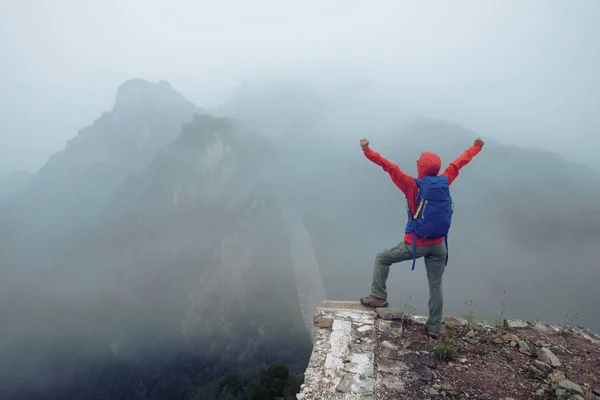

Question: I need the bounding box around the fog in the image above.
[1,1,600,399]
[2,0,599,173]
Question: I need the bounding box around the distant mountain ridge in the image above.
[1,79,199,264]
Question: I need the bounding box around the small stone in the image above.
[518,340,528,349]
[466,330,476,338]
[539,347,561,367]
[519,347,530,355]
[376,307,404,320]
[432,384,442,391]
[506,319,529,329]
[418,353,436,368]
[535,386,545,395]
[444,315,468,326]
[494,338,504,344]
[593,387,600,396]
[459,357,467,363]
[455,366,462,372]
[510,341,518,347]
[428,387,440,395]
[529,365,542,375]
[502,333,519,341]
[533,360,552,373]
[549,371,566,383]
[414,365,434,382]
[558,379,583,394]
[555,389,567,397]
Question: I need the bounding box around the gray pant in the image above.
[370,241,447,333]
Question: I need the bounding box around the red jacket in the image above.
[364,144,482,246]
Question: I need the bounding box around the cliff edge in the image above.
[298,301,600,400]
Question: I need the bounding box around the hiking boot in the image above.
[425,325,440,340]
[360,295,388,308]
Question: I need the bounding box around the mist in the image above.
[2,0,599,173]
[1,1,599,399]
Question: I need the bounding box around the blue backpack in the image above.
[405,175,453,270]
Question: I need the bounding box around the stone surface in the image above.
[555,388,567,397]
[518,341,531,355]
[322,300,378,312]
[533,360,553,373]
[337,373,375,394]
[412,364,434,382]
[428,386,440,395]
[539,347,561,367]
[502,333,519,341]
[377,373,405,393]
[558,379,583,394]
[300,302,599,400]
[379,347,398,360]
[594,386,600,395]
[443,315,467,326]
[377,358,409,374]
[506,319,529,329]
[314,315,334,328]
[376,307,404,320]
[315,308,376,326]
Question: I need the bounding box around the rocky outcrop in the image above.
[299,301,600,399]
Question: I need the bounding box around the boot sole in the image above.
[360,299,389,308]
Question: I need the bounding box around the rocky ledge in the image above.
[297,301,600,400]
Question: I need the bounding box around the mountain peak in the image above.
[115,78,190,107]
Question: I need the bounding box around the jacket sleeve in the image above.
[364,148,414,194]
[442,144,482,185]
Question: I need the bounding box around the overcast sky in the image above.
[1,0,598,172]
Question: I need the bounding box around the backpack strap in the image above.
[411,232,417,270]
[444,235,449,266]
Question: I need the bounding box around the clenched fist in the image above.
[360,138,370,151]
[474,137,485,148]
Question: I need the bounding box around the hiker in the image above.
[359,137,485,339]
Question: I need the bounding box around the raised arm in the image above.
[360,138,414,194]
[442,138,484,185]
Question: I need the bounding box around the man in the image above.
[359,137,485,339]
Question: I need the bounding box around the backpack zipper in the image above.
[422,200,428,218]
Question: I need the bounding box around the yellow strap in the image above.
[413,200,424,219]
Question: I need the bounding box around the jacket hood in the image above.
[417,151,441,178]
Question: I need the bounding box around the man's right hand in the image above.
[360,138,370,151]
[474,137,485,148]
